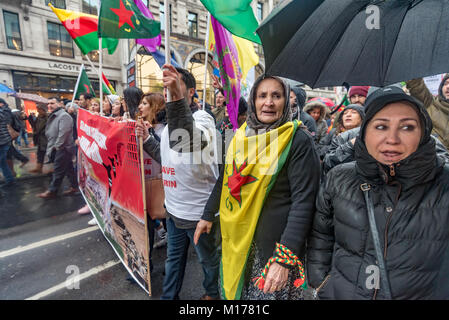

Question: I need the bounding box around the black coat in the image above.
[307,89,449,300]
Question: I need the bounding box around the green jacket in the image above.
[406,77,449,149]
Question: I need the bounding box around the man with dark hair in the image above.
[37,97,78,198]
[79,93,92,109]
[136,65,220,300]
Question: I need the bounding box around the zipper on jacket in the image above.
[389,164,395,177]
[314,274,331,298]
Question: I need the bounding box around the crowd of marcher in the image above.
[1,65,449,300]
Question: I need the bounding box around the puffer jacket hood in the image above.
[303,101,328,122]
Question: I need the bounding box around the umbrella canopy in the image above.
[0,83,15,93]
[307,97,334,108]
[257,0,325,73]
[258,0,449,88]
[9,92,49,104]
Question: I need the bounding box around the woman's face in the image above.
[91,100,100,113]
[365,102,422,165]
[309,107,321,121]
[342,109,362,130]
[215,92,225,107]
[112,100,121,115]
[103,98,111,113]
[255,78,285,124]
[138,97,151,120]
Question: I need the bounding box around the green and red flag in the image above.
[102,73,116,95]
[74,65,95,99]
[200,0,261,44]
[49,4,118,55]
[98,0,160,39]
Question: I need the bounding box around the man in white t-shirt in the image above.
[136,65,220,300]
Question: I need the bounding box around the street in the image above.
[0,147,203,300]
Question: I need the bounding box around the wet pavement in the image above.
[0,145,204,300]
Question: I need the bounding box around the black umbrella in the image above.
[257,0,449,88]
[257,0,325,73]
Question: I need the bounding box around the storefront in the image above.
[12,70,116,101]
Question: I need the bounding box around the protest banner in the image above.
[77,109,151,293]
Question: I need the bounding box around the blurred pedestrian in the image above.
[304,100,329,143]
[27,104,48,174]
[0,98,15,186]
[37,97,77,199]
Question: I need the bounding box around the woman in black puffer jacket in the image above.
[307,86,449,300]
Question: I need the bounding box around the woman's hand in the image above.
[162,64,184,101]
[212,74,222,90]
[135,120,151,141]
[262,262,289,294]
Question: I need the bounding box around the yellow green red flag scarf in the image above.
[220,120,300,300]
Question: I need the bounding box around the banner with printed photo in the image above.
[77,109,150,293]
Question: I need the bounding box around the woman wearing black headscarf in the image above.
[307,86,449,299]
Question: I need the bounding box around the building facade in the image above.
[0,0,338,109]
[0,0,124,108]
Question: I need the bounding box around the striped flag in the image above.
[49,4,118,55]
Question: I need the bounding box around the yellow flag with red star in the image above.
[220,120,300,300]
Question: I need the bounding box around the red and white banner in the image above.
[77,109,150,293]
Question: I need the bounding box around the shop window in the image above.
[47,21,74,58]
[3,11,23,51]
[45,0,66,9]
[257,2,264,22]
[186,52,216,105]
[188,12,198,38]
[82,0,99,15]
[159,2,172,31]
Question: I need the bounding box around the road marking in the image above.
[0,226,99,259]
[25,260,121,300]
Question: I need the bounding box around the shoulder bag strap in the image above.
[360,183,393,300]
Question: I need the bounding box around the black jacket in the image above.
[307,89,449,300]
[204,127,321,263]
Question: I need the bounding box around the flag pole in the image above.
[71,64,84,106]
[99,38,103,114]
[202,12,211,111]
[164,0,172,103]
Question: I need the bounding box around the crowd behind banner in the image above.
[1,66,449,300]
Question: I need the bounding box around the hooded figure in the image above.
[304,101,329,143]
[290,87,317,138]
[406,75,449,149]
[203,75,320,300]
[308,85,449,299]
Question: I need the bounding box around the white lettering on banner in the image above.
[80,121,107,150]
[79,136,103,164]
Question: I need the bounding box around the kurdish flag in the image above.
[211,17,242,131]
[74,65,95,99]
[220,120,300,300]
[207,19,259,84]
[49,4,118,55]
[200,0,261,44]
[98,0,160,39]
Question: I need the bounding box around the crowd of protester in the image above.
[1,65,449,300]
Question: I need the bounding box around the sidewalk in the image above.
[0,144,53,182]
